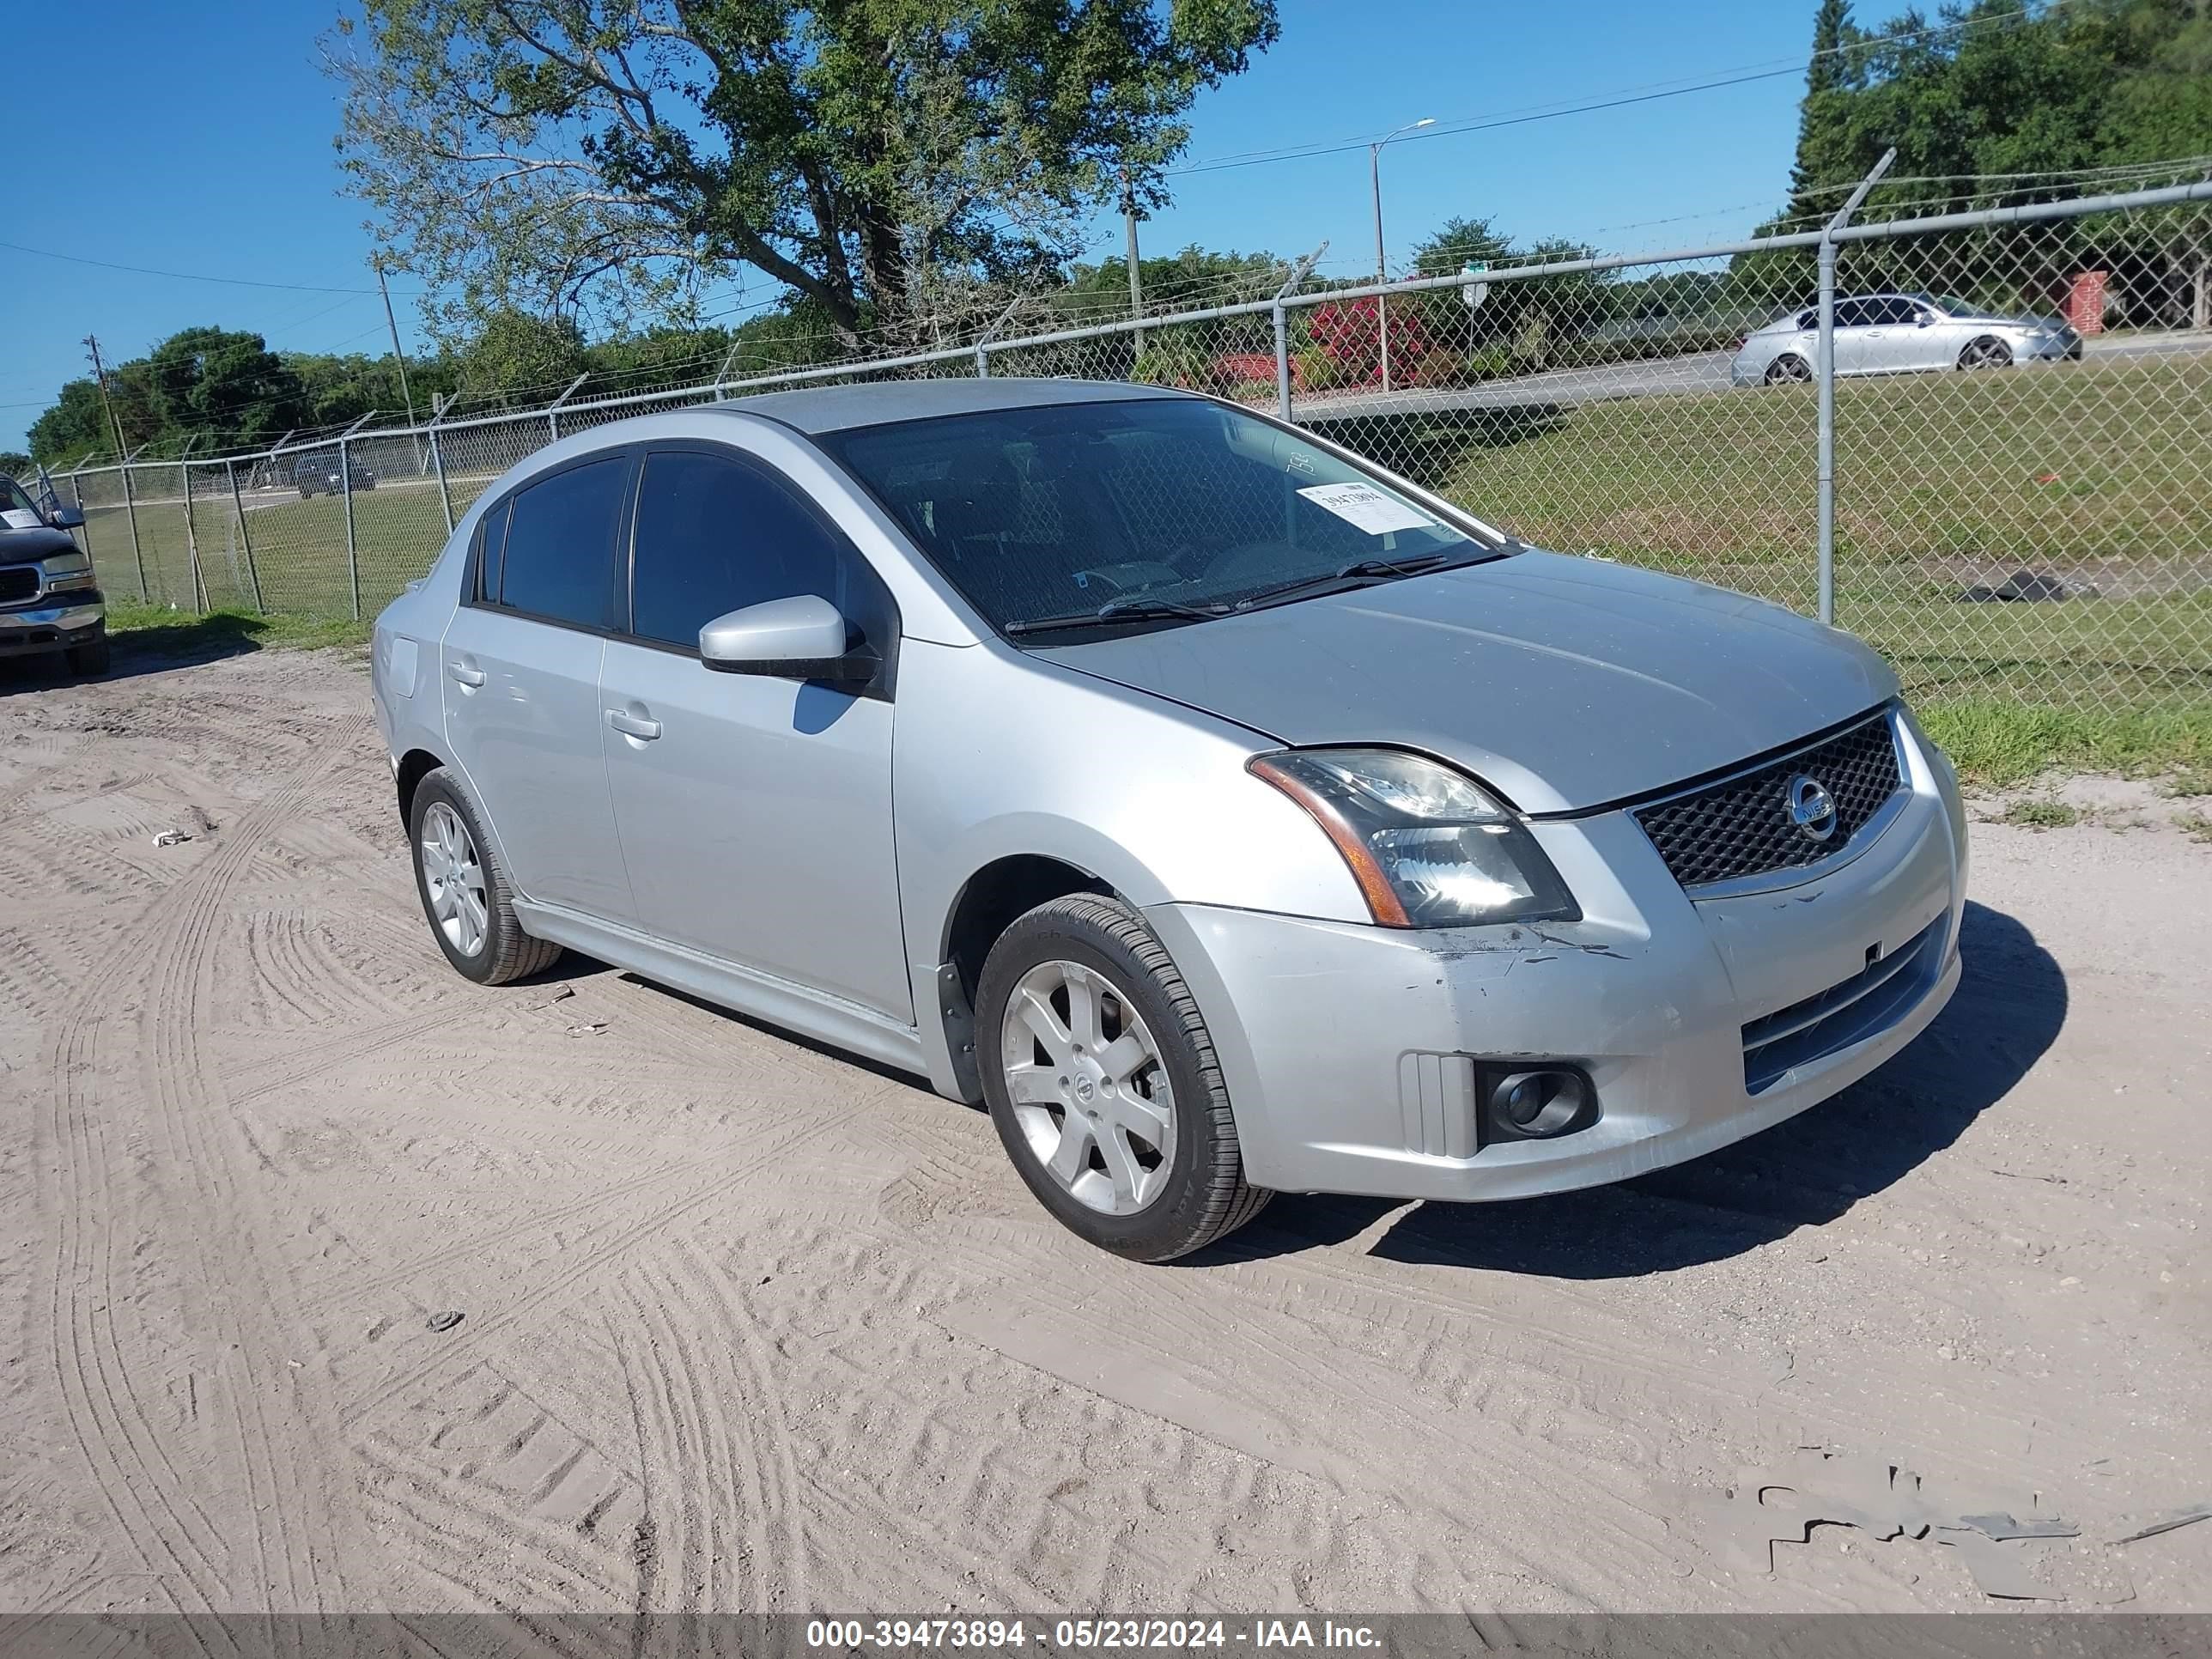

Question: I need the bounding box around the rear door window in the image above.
[1833,298,1878,329]
[495,456,630,630]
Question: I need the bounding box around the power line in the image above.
[0,238,419,295]
[1166,2,2050,180]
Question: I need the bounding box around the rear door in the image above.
[598,444,910,1020]
[1831,296,1882,374]
[440,453,636,921]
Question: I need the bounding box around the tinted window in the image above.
[475,498,512,602]
[1871,296,1919,325]
[819,398,1486,635]
[497,457,628,629]
[1794,309,1818,331]
[1832,298,1879,328]
[628,450,847,650]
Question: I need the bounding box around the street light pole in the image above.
[1370,117,1433,395]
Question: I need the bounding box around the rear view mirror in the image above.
[50,504,85,528]
[700,593,870,682]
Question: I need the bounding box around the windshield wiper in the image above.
[1003,596,1234,637]
[1232,550,1489,611]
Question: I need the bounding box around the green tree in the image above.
[453,310,589,406]
[144,327,310,451]
[285,349,459,428]
[1411,216,1516,278]
[27,381,118,465]
[1787,0,1864,225]
[330,0,1280,354]
[0,452,32,478]
[1782,0,2212,213]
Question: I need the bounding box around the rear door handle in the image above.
[448,662,487,688]
[606,708,662,740]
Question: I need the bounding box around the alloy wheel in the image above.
[999,959,1176,1215]
[420,800,489,958]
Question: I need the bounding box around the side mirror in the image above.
[50,504,85,529]
[700,593,869,682]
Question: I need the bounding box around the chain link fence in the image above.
[37,180,2211,725]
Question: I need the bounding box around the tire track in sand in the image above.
[605,1237,811,1613]
[34,714,374,1611]
[339,1094,871,1431]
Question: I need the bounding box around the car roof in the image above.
[704,376,1201,435]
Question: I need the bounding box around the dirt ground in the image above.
[2,641,2207,1620]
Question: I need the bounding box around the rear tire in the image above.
[976,895,1269,1262]
[66,633,110,676]
[408,768,562,985]
[1765,354,1812,385]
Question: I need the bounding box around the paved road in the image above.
[1298,328,2212,422]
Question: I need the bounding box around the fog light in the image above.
[1483,1066,1595,1142]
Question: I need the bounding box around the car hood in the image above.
[0,525,79,567]
[1033,550,1899,814]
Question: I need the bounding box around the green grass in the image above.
[1403,352,2212,781]
[2163,766,2212,798]
[2175,810,2212,844]
[105,599,371,654]
[76,479,456,620]
[1912,696,2212,786]
[1995,798,2080,830]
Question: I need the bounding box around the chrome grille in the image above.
[0,568,37,605]
[1634,712,1903,890]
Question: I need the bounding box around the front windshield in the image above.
[818,397,1500,635]
[1933,295,1981,317]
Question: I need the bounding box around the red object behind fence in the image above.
[2065,271,2108,335]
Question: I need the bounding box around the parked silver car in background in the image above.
[372,380,1967,1261]
[1731,292,2084,385]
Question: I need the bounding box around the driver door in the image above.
[597,444,910,1021]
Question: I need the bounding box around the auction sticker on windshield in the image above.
[1296,481,1441,535]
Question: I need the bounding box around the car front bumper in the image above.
[1145,711,1968,1201]
[0,599,104,659]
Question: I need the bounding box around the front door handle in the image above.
[606,708,662,741]
[448,662,488,688]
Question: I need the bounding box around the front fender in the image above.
[892,638,1370,1099]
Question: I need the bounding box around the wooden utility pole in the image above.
[82,335,149,600]
[376,268,419,428]
[82,335,128,461]
[1121,166,1146,356]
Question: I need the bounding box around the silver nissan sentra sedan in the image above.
[372,379,1966,1261]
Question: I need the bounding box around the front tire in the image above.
[408,768,562,985]
[1959,337,2013,369]
[976,895,1269,1262]
[66,632,110,676]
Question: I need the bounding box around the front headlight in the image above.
[1249,747,1578,928]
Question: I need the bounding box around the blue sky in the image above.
[2,0,1824,452]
